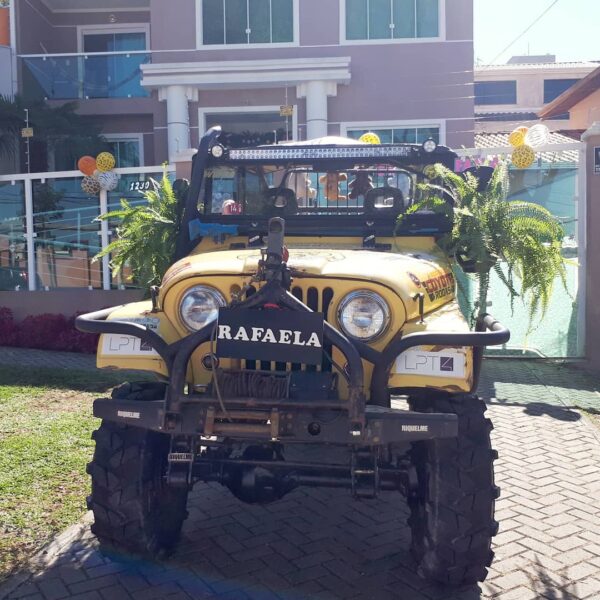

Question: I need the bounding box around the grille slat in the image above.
[240,283,335,375]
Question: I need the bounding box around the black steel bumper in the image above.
[76,283,509,445]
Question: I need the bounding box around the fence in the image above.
[456,141,584,357]
[0,166,174,293]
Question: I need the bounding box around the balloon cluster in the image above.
[508,124,550,169]
[78,152,120,195]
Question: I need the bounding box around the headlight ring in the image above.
[179,285,226,332]
[337,290,390,342]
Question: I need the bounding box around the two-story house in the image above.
[15,0,474,167]
[475,55,597,135]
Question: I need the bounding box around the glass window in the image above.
[82,32,148,99]
[202,0,294,45]
[0,182,29,291]
[345,0,438,40]
[105,138,142,168]
[543,79,579,104]
[347,126,440,145]
[474,81,517,105]
[32,179,101,289]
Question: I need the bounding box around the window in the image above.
[105,137,142,168]
[81,30,149,99]
[346,126,440,145]
[544,79,579,104]
[345,0,439,41]
[475,81,517,105]
[201,0,294,45]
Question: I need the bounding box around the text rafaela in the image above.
[218,325,322,347]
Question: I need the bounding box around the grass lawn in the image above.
[0,366,133,583]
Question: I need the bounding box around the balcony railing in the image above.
[20,51,150,100]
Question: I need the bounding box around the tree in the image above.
[0,94,106,172]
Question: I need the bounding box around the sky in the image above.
[474,0,600,64]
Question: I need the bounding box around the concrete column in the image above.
[159,85,198,161]
[297,81,337,140]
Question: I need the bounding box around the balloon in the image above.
[77,155,97,176]
[508,127,528,147]
[359,132,381,145]
[525,124,550,148]
[511,144,535,169]
[81,175,101,195]
[96,152,116,172]
[96,170,120,191]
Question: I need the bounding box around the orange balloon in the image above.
[78,156,97,176]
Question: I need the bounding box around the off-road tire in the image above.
[86,409,189,557]
[407,393,499,585]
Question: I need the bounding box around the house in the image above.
[1,0,475,312]
[14,0,474,168]
[475,55,597,134]
[539,64,600,134]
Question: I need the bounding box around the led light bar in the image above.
[227,146,415,161]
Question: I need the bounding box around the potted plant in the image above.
[401,162,567,325]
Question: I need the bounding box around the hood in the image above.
[161,247,455,318]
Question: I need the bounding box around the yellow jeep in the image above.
[77,128,509,586]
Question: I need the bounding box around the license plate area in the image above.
[216,308,324,365]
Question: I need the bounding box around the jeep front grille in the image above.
[243,284,334,373]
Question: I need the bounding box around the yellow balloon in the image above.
[359,132,381,145]
[508,128,527,148]
[96,152,116,172]
[511,144,535,169]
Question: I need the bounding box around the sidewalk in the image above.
[0,355,599,600]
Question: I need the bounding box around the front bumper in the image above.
[76,280,509,446]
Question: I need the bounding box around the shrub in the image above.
[0,307,18,346]
[0,311,99,353]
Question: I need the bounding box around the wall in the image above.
[570,89,600,131]
[149,0,474,149]
[0,289,144,322]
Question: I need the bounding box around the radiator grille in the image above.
[243,284,334,373]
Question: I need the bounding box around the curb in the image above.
[0,513,94,600]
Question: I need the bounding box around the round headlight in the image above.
[179,285,226,331]
[337,291,390,342]
[211,144,225,158]
[422,138,437,153]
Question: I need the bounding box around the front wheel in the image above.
[86,420,189,558]
[407,393,499,585]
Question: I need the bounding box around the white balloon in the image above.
[525,124,550,148]
[96,170,120,191]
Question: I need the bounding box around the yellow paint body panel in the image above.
[98,236,474,397]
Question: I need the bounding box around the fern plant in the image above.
[401,162,567,325]
[94,173,181,289]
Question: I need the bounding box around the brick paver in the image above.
[0,347,96,371]
[0,358,599,600]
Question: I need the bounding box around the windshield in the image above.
[203,165,413,216]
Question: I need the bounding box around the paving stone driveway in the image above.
[1,356,599,600]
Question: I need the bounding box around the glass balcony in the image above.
[20,52,150,100]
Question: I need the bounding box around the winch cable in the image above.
[209,323,232,422]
